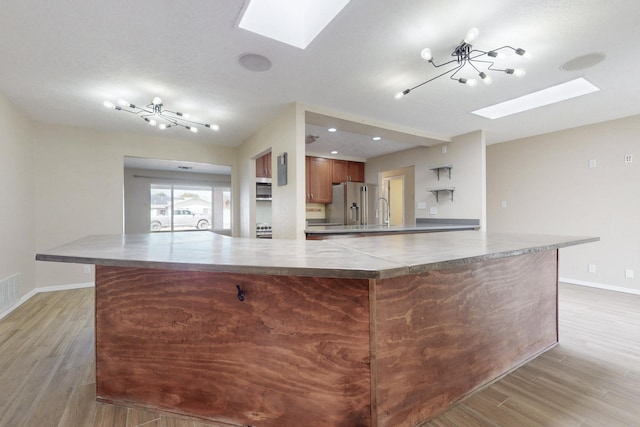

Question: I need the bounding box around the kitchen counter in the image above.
[36,230,594,280]
[305,222,477,234]
[36,231,597,426]
[305,218,480,239]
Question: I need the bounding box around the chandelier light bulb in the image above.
[187,126,198,133]
[508,68,526,77]
[117,99,129,107]
[152,97,162,105]
[103,100,115,109]
[395,88,411,99]
[466,78,478,87]
[464,27,479,43]
[420,48,432,61]
[149,119,157,126]
[479,72,492,85]
[158,124,167,130]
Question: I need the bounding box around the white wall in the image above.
[487,115,640,293]
[0,93,36,299]
[33,122,235,287]
[236,104,306,240]
[365,130,485,226]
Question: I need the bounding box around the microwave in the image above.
[256,181,272,199]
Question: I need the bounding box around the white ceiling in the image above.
[1,0,639,160]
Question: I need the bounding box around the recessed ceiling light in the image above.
[331,150,338,154]
[238,0,351,49]
[328,127,337,132]
[372,136,381,141]
[471,77,600,120]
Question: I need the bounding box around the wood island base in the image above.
[94,250,558,427]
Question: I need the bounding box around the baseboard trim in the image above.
[560,277,640,296]
[0,281,94,321]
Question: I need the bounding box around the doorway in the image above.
[383,175,404,226]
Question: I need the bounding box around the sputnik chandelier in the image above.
[102,97,219,133]
[396,27,527,98]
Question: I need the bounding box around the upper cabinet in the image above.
[331,160,364,184]
[306,156,332,203]
[256,152,272,178]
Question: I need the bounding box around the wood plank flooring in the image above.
[0,284,639,427]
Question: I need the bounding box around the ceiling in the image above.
[1,0,639,160]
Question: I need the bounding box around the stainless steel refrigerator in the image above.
[327,182,380,225]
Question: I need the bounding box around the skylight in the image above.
[471,77,600,119]
[238,0,351,49]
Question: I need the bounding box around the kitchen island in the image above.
[36,231,597,427]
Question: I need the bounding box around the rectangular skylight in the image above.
[238,0,351,49]
[471,77,600,119]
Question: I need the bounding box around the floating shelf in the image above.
[429,165,453,180]
[427,187,455,203]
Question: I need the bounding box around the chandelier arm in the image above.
[162,110,211,127]
[468,60,483,74]
[428,57,461,69]
[468,50,489,59]
[117,104,153,115]
[490,45,518,53]
[448,62,467,81]
[158,114,180,126]
[116,108,145,115]
[140,112,157,120]
[406,64,466,92]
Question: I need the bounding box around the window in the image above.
[150,184,214,232]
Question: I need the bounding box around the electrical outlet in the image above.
[501,200,507,208]
[589,159,597,168]
[418,202,427,209]
[429,207,438,215]
[588,264,596,273]
[442,145,447,154]
[625,154,633,163]
[625,269,634,279]
[83,265,91,274]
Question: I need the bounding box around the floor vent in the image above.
[0,273,20,310]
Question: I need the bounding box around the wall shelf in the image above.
[429,165,453,180]
[427,187,455,203]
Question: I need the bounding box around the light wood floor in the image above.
[1,284,639,427]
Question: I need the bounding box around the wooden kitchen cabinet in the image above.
[332,159,364,183]
[306,156,332,203]
[256,152,272,178]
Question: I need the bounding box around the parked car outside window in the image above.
[150,209,210,231]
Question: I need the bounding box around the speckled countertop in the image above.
[36,231,598,279]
